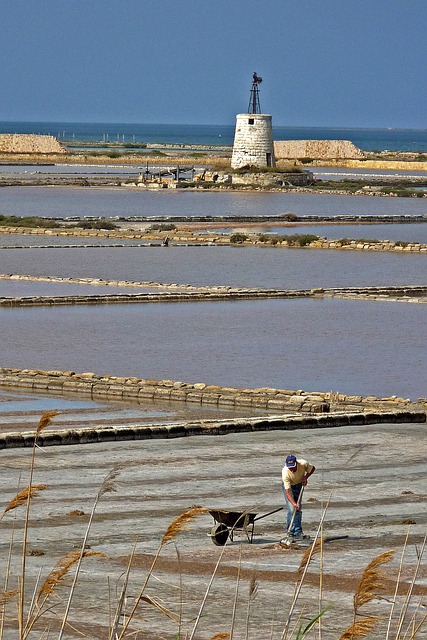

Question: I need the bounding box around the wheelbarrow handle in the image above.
[253,506,284,522]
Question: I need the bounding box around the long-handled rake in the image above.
[280,485,304,546]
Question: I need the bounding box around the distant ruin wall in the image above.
[274,140,365,160]
[0,134,66,154]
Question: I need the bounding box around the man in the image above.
[281,454,315,544]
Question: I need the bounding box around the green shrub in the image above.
[230,233,248,244]
[73,220,118,230]
[0,215,60,228]
[147,223,177,231]
[257,233,319,246]
[280,234,319,246]
[381,187,417,197]
[340,238,382,244]
[299,157,313,164]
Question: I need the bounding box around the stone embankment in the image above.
[0,367,425,450]
[1,276,426,306]
[0,409,425,450]
[1,225,427,253]
[0,134,66,154]
[274,140,365,160]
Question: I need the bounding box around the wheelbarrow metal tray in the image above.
[209,509,257,528]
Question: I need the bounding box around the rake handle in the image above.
[286,485,304,534]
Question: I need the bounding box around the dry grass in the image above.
[0,590,19,605]
[297,537,324,576]
[339,615,382,639]
[353,550,395,609]
[36,550,105,603]
[2,485,48,516]
[162,505,209,545]
[36,410,59,435]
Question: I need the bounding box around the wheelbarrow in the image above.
[208,507,283,546]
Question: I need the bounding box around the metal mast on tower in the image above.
[248,72,263,114]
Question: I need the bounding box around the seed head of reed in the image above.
[339,615,382,640]
[208,634,230,640]
[248,572,258,600]
[354,550,395,610]
[0,589,19,605]
[36,410,60,435]
[37,550,106,603]
[298,537,324,575]
[161,506,209,545]
[3,484,48,516]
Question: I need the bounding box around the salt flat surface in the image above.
[0,422,425,639]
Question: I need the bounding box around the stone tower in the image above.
[231,72,275,169]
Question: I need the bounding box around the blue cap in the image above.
[285,455,297,468]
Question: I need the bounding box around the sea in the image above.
[1,121,427,152]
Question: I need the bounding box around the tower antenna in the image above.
[248,72,263,114]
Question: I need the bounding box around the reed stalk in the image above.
[109,540,138,640]
[0,507,19,640]
[338,549,395,640]
[19,411,58,639]
[393,534,426,639]
[245,571,258,640]
[57,464,122,640]
[117,506,208,640]
[282,495,331,640]
[385,530,410,640]
[229,544,242,640]
[188,510,254,640]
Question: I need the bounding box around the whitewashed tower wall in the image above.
[231,113,275,169]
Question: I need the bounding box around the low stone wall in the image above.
[0,225,426,253]
[0,134,66,154]
[231,171,313,187]
[292,239,427,253]
[274,140,365,160]
[0,409,424,449]
[0,368,425,415]
[1,276,426,306]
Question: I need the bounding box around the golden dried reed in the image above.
[208,634,231,640]
[339,615,382,639]
[3,484,48,515]
[36,410,60,435]
[98,462,126,498]
[139,595,179,622]
[354,550,395,609]
[0,589,19,604]
[297,537,324,575]
[162,506,209,545]
[248,572,258,599]
[37,550,105,603]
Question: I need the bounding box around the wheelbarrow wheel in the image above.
[210,522,229,546]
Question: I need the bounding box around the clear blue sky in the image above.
[1,0,425,128]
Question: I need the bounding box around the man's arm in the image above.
[285,488,301,511]
[302,465,315,486]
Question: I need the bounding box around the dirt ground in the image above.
[0,419,425,639]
